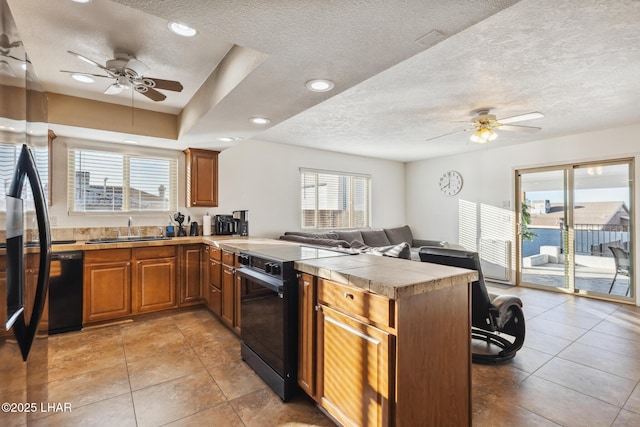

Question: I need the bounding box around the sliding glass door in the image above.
[517,160,634,300]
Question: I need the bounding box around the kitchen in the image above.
[1,3,477,424]
[4,1,640,426]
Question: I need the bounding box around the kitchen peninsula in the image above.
[21,236,476,426]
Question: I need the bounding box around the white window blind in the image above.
[0,143,48,213]
[300,168,371,229]
[67,148,177,213]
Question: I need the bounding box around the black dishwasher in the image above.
[49,251,83,334]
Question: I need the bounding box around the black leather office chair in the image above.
[419,247,526,364]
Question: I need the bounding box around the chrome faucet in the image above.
[127,217,133,237]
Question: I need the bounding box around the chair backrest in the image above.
[419,246,493,329]
[608,246,630,275]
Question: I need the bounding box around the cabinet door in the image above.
[210,258,221,289]
[233,271,242,335]
[185,148,219,207]
[298,273,316,398]
[134,257,177,313]
[221,264,234,327]
[180,245,202,306]
[209,284,221,317]
[318,305,392,427]
[84,260,131,323]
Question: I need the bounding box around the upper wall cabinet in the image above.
[185,148,219,207]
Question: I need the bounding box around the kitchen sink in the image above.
[84,236,172,244]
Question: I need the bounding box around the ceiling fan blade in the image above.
[498,111,544,124]
[135,86,166,101]
[104,83,124,95]
[498,124,541,133]
[144,77,183,92]
[60,70,112,79]
[425,129,468,142]
[67,50,112,73]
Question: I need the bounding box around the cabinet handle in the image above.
[344,292,354,299]
[314,305,321,312]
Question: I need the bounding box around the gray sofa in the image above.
[279,225,459,261]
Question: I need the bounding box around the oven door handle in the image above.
[237,267,283,293]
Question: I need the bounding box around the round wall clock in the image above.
[439,170,463,196]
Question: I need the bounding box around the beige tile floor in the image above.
[11,285,640,427]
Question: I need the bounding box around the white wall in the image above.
[217,139,406,237]
[49,137,406,238]
[406,122,640,301]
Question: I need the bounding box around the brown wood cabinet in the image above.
[316,279,393,427]
[298,273,316,398]
[132,246,177,314]
[184,148,219,207]
[179,244,203,306]
[220,249,241,334]
[83,249,132,323]
[301,276,472,427]
[208,246,222,316]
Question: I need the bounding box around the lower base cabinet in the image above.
[83,249,132,323]
[300,276,472,427]
[318,305,392,427]
[133,247,177,314]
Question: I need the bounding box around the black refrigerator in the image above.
[1,0,51,425]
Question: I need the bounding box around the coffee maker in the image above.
[214,215,235,235]
[233,210,249,236]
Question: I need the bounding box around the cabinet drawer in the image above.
[134,246,176,259]
[84,248,131,263]
[221,250,235,266]
[318,279,394,329]
[209,246,222,261]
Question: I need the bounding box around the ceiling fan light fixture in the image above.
[70,73,94,83]
[306,79,335,92]
[470,127,497,144]
[168,22,197,37]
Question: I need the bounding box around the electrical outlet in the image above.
[49,215,57,227]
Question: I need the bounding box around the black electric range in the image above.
[236,245,351,401]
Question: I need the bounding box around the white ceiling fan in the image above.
[61,50,183,102]
[426,108,544,144]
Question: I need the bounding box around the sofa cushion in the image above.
[279,235,350,248]
[284,231,339,239]
[361,230,391,247]
[333,230,363,243]
[384,225,414,245]
[351,240,411,259]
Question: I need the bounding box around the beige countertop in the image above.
[44,236,476,299]
[294,253,477,299]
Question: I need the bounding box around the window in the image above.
[67,147,178,213]
[300,168,371,229]
[0,143,48,213]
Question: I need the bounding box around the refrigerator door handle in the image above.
[7,144,51,361]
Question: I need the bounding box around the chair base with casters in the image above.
[419,246,526,364]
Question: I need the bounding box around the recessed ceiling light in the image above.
[168,22,197,37]
[70,73,95,83]
[217,137,238,142]
[124,139,139,144]
[305,79,335,92]
[249,117,271,125]
[71,0,93,4]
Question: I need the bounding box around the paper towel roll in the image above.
[203,214,211,236]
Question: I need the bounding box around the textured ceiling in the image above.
[5,0,640,162]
